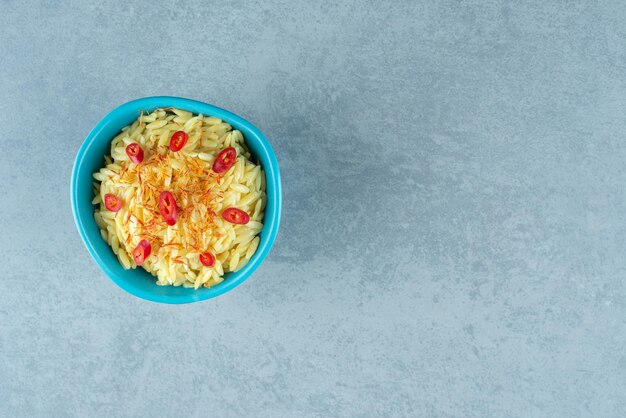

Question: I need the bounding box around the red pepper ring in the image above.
[212,147,237,173]
[169,131,188,152]
[199,252,215,267]
[133,240,151,266]
[104,193,123,212]
[125,143,144,164]
[222,208,249,225]
[158,191,178,226]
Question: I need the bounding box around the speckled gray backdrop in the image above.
[1,0,626,416]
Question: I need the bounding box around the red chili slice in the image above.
[199,252,215,267]
[222,208,249,225]
[125,143,144,164]
[169,131,188,152]
[133,239,151,266]
[104,193,123,212]
[158,191,178,226]
[212,147,237,173]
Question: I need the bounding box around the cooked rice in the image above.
[92,108,266,289]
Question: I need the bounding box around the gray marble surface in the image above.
[2,1,626,416]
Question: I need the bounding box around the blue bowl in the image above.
[71,97,282,304]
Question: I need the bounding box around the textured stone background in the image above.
[1,0,626,416]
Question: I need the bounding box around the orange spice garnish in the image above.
[115,109,236,264]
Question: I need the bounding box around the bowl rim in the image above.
[71,96,282,304]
